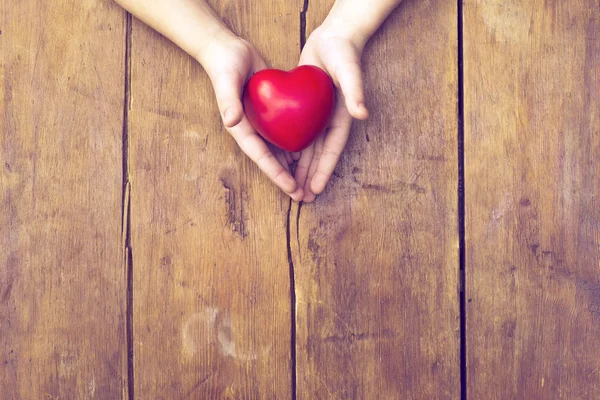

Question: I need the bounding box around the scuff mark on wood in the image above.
[183,371,214,399]
[1,280,14,303]
[323,329,397,345]
[361,180,427,194]
[220,176,247,239]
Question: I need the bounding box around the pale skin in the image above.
[114,0,403,202]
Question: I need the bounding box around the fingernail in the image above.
[303,183,315,202]
[311,177,325,195]
[303,191,316,203]
[284,176,298,193]
[357,103,369,119]
[291,188,304,202]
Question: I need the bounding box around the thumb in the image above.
[210,71,246,128]
[336,61,369,120]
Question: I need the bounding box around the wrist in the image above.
[318,15,370,51]
[195,26,238,67]
[318,0,403,50]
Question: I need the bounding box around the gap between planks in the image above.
[457,0,467,399]
[121,10,134,400]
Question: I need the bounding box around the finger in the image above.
[298,46,320,68]
[270,146,305,200]
[269,142,292,168]
[211,71,245,128]
[335,61,369,120]
[251,47,268,73]
[310,107,354,195]
[227,118,300,197]
[275,150,289,170]
[303,136,324,203]
[285,151,293,165]
[289,188,304,202]
[291,151,302,161]
[274,154,303,201]
[294,144,314,188]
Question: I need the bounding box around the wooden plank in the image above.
[465,0,600,398]
[0,0,127,398]
[291,0,460,398]
[128,1,301,398]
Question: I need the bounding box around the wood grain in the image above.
[291,0,460,398]
[464,0,600,398]
[128,1,302,398]
[0,0,127,398]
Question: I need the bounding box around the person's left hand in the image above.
[293,26,369,202]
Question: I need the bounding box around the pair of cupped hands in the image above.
[200,25,369,203]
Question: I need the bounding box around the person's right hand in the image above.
[199,32,304,201]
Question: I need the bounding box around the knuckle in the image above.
[321,145,341,158]
[256,150,274,164]
[314,170,330,180]
[273,168,287,182]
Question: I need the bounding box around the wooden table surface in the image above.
[1,0,598,399]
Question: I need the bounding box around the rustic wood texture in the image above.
[5,0,600,397]
[290,0,460,398]
[465,0,600,398]
[128,1,302,398]
[0,0,127,398]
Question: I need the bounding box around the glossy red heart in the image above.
[243,65,335,152]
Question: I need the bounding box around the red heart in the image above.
[243,65,335,152]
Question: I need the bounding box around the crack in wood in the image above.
[300,0,309,49]
[121,11,134,400]
[286,198,297,399]
[286,5,309,396]
[457,0,466,398]
[295,201,302,263]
